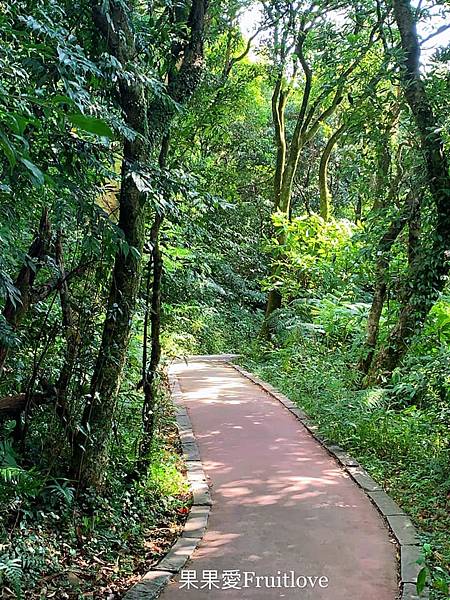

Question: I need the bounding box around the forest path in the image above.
[161,358,398,599]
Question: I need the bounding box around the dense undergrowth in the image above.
[0,381,189,599]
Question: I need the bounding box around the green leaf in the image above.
[416,567,428,595]
[51,94,76,107]
[67,114,113,138]
[7,114,30,136]
[0,131,16,169]
[20,158,44,186]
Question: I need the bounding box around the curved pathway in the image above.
[161,358,398,599]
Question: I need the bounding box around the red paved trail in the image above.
[161,359,398,599]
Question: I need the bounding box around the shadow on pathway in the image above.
[160,359,398,599]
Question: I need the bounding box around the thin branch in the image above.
[420,24,450,45]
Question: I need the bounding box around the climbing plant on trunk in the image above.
[368,0,450,381]
[74,0,208,488]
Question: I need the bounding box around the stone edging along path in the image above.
[123,369,212,600]
[123,357,427,600]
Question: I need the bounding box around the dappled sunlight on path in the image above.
[161,360,398,599]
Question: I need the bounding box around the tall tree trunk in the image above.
[72,0,150,487]
[74,130,147,487]
[319,124,345,221]
[260,76,288,339]
[139,135,168,463]
[72,0,208,487]
[369,0,450,381]
[138,0,208,459]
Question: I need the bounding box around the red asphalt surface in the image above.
[160,359,398,599]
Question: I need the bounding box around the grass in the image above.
[240,338,450,599]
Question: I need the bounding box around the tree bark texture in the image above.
[73,0,151,486]
[319,125,345,221]
[369,0,450,380]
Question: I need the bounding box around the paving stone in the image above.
[185,460,204,476]
[123,570,172,599]
[348,467,382,491]
[186,469,206,484]
[401,545,422,583]
[322,444,358,468]
[183,505,210,537]
[333,451,359,467]
[192,484,212,506]
[186,466,212,505]
[289,407,308,420]
[368,491,404,517]
[402,583,429,600]
[181,441,201,461]
[387,515,419,545]
[176,414,192,430]
[303,421,320,435]
[276,395,296,409]
[179,428,195,444]
[260,382,277,393]
[157,537,201,572]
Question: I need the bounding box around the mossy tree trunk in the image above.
[319,124,345,221]
[73,0,207,488]
[74,40,148,484]
[369,0,450,381]
[358,208,408,376]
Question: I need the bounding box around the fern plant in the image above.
[0,555,23,599]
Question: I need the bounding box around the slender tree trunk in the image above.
[260,77,288,338]
[139,137,167,461]
[272,76,288,210]
[75,135,147,486]
[137,0,208,457]
[358,210,408,375]
[319,125,345,221]
[369,0,450,381]
[372,101,400,211]
[0,208,51,376]
[140,213,163,457]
